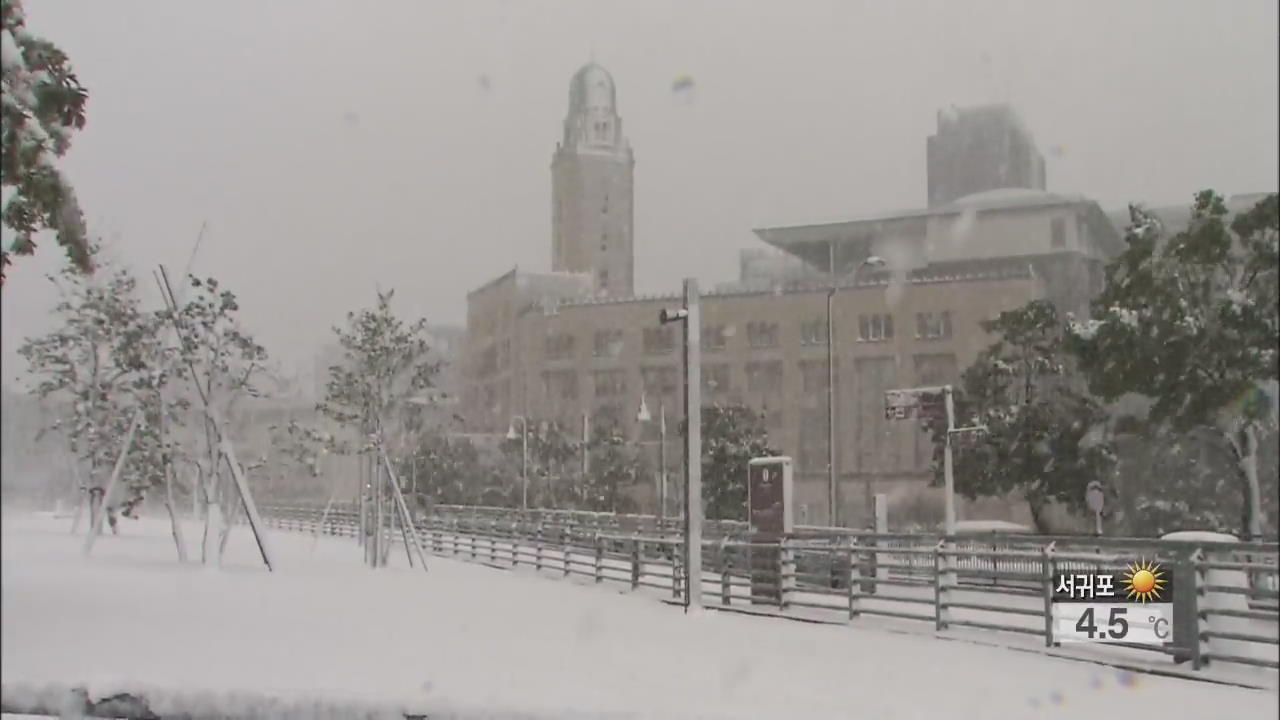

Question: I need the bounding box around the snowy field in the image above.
[2,513,1277,719]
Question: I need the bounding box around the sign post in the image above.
[884,385,986,537]
[1085,481,1105,536]
[747,456,793,605]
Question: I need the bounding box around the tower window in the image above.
[1051,217,1066,249]
[599,269,609,288]
[601,232,608,252]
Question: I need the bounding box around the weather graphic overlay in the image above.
[1050,559,1175,645]
[1120,559,1168,603]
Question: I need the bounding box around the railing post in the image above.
[563,527,571,578]
[504,517,514,563]
[934,539,950,631]
[1041,541,1056,647]
[1190,548,1207,669]
[487,520,496,563]
[672,546,682,600]
[594,533,604,584]
[631,533,642,590]
[452,518,460,555]
[778,539,792,611]
[720,537,731,606]
[535,524,544,571]
[848,537,861,621]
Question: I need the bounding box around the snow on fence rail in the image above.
[257,504,1280,675]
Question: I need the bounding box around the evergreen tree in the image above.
[927,300,1116,533]
[1069,191,1278,538]
[1,0,91,285]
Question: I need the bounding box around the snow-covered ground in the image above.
[2,513,1276,719]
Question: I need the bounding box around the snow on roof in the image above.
[755,191,1089,238]
[1161,531,1239,544]
[949,188,1063,205]
[952,520,1035,534]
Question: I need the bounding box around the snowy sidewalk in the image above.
[2,513,1276,719]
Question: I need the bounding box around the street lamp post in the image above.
[659,278,702,610]
[636,395,668,524]
[506,416,529,511]
[826,243,886,528]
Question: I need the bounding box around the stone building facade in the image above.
[462,63,1125,526]
[551,63,635,298]
[463,190,1121,525]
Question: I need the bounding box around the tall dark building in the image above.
[926,104,1047,207]
[550,63,636,298]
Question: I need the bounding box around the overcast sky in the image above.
[3,0,1277,381]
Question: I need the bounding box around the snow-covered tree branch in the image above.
[1069,191,1278,538]
[0,0,91,286]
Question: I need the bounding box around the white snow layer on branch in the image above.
[1225,288,1254,311]
[0,28,21,71]
[2,18,72,170]
[1068,318,1104,340]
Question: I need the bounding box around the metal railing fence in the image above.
[260,503,1280,675]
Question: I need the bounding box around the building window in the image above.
[541,370,578,400]
[640,365,679,396]
[643,327,676,355]
[745,360,783,394]
[747,321,780,349]
[800,318,827,346]
[598,269,609,289]
[857,314,894,342]
[478,345,498,377]
[544,333,575,360]
[603,194,609,213]
[799,359,834,394]
[593,329,623,358]
[798,408,829,474]
[1051,217,1066,249]
[702,325,728,351]
[592,369,628,397]
[915,311,953,340]
[702,364,730,395]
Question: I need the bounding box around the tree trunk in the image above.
[1027,496,1051,534]
[68,457,88,534]
[201,469,221,565]
[1227,423,1264,540]
[218,494,241,562]
[163,462,188,563]
[87,488,103,534]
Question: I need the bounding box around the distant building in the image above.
[551,63,636,298]
[1104,191,1277,238]
[927,104,1047,207]
[714,247,823,293]
[461,69,1124,525]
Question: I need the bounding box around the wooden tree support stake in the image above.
[380,450,430,572]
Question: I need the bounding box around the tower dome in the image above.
[568,62,617,114]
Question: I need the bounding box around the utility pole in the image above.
[660,278,701,610]
[943,385,956,537]
[659,401,667,524]
[825,247,885,528]
[826,240,838,528]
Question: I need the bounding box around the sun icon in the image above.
[1121,559,1167,603]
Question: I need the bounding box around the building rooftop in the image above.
[550,260,1038,311]
[752,189,1117,273]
